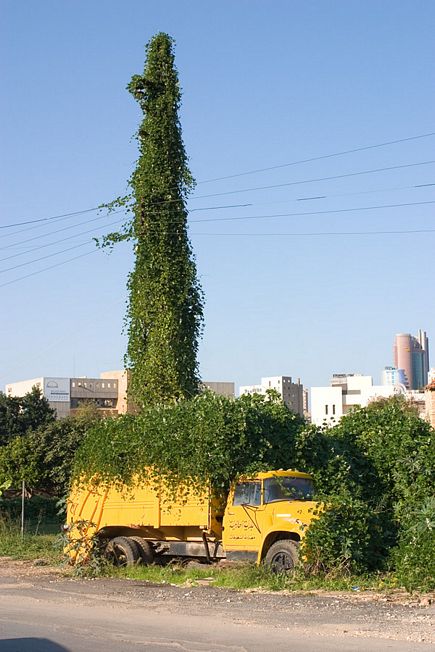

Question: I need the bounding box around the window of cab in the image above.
[233,481,261,506]
[264,477,314,503]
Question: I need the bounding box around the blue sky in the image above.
[1,0,434,392]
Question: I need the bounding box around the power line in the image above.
[251,181,435,206]
[189,199,435,224]
[3,180,434,247]
[191,228,435,237]
[0,202,252,231]
[3,128,435,228]
[0,206,102,229]
[0,240,100,275]
[0,211,125,252]
[2,221,434,290]
[198,131,435,184]
[0,248,100,289]
[0,218,124,264]
[2,198,432,263]
[192,160,435,200]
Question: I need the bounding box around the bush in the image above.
[70,392,434,591]
[72,391,306,494]
[394,497,435,592]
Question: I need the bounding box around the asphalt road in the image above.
[0,560,433,651]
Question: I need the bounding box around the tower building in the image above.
[393,330,430,389]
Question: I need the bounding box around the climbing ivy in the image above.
[71,393,434,588]
[72,391,306,495]
[101,33,203,407]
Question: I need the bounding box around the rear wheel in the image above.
[105,536,141,567]
[129,536,155,565]
[264,540,298,573]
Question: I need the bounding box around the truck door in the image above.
[222,481,264,560]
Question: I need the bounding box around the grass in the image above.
[115,562,400,593]
[0,521,413,594]
[0,517,63,563]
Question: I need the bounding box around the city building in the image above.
[425,379,435,428]
[5,372,236,418]
[393,330,430,389]
[382,366,407,387]
[310,374,403,427]
[5,374,126,418]
[202,381,235,397]
[239,376,304,416]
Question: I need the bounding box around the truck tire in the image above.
[105,536,141,567]
[129,536,155,565]
[264,540,299,573]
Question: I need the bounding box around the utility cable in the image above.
[2,180,434,249]
[0,240,102,275]
[191,227,435,236]
[2,198,433,261]
[0,248,100,289]
[198,131,435,183]
[189,199,435,224]
[3,128,435,229]
[0,202,251,231]
[0,217,125,264]
[0,211,125,252]
[1,223,434,290]
[191,160,435,200]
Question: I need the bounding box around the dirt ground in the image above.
[1,557,434,649]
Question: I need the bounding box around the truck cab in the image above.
[223,470,317,571]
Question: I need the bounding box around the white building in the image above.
[382,366,407,386]
[239,376,304,416]
[310,374,404,427]
[5,374,122,418]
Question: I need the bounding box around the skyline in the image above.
[1,1,434,391]
[3,326,432,393]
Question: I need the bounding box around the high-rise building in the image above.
[393,330,430,389]
[239,376,304,416]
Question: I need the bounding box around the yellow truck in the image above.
[66,469,318,572]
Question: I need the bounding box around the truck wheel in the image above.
[264,540,298,573]
[129,536,155,565]
[105,536,141,567]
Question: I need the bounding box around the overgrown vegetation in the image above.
[73,391,305,494]
[72,392,434,591]
[0,390,102,495]
[100,32,204,407]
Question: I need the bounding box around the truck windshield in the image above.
[264,477,314,503]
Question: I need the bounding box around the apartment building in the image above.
[239,376,304,416]
[310,374,402,427]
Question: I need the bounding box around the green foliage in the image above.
[0,408,100,493]
[0,387,55,446]
[394,496,435,592]
[101,33,203,407]
[302,493,387,574]
[301,396,434,583]
[73,391,305,493]
[0,496,62,535]
[71,392,433,591]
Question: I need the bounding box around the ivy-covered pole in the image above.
[125,33,203,407]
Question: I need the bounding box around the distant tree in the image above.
[0,387,55,447]
[102,33,203,408]
[0,410,100,494]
